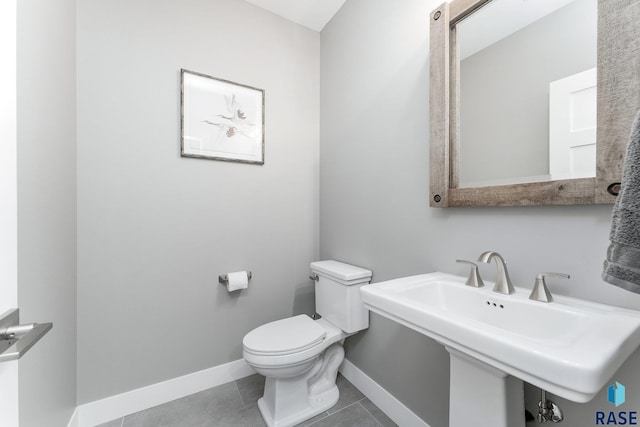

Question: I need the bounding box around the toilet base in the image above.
[257,385,339,427]
[255,343,345,427]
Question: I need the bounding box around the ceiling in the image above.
[243,0,347,32]
[458,0,577,59]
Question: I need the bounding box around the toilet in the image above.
[242,260,372,427]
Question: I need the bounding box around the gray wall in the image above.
[459,0,597,186]
[77,0,320,404]
[321,0,640,426]
[17,0,78,425]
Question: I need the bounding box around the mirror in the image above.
[429,0,640,207]
[457,0,597,188]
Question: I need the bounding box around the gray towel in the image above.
[603,110,640,292]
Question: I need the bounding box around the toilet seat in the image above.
[243,315,326,356]
[243,316,345,370]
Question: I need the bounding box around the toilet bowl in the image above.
[242,260,372,427]
[243,315,346,427]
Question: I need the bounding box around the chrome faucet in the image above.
[477,251,515,295]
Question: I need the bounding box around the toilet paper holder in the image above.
[218,271,252,285]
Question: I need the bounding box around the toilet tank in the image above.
[310,260,372,333]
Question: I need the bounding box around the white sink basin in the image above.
[361,272,640,403]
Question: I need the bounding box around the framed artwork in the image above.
[180,69,265,164]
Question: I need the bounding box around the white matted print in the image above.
[181,69,264,164]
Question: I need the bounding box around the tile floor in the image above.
[97,373,397,427]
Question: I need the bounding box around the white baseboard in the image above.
[339,358,430,427]
[68,357,427,427]
[66,408,79,427]
[68,359,254,427]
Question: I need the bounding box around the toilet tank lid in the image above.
[310,260,372,282]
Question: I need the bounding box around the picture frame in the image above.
[180,69,265,165]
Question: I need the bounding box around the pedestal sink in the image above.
[360,273,640,427]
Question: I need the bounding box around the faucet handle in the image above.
[456,260,484,288]
[529,273,570,303]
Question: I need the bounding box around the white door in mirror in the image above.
[549,67,597,180]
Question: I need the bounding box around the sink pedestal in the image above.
[447,348,524,427]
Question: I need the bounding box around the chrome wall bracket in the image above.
[0,309,52,363]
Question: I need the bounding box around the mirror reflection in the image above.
[457,0,597,188]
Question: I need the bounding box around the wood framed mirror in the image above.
[429,0,640,207]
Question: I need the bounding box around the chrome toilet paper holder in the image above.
[218,271,252,285]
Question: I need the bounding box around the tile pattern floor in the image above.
[97,373,397,427]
